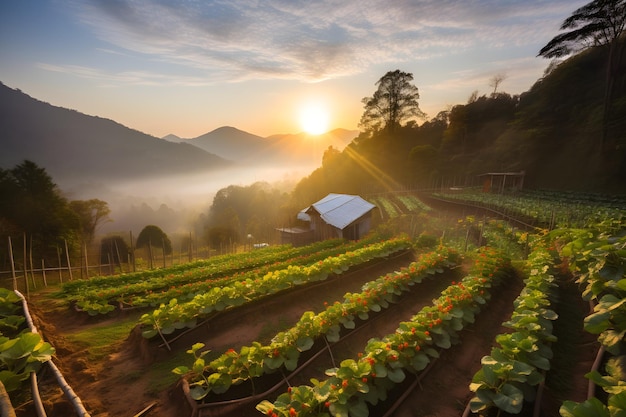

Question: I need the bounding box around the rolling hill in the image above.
[0,83,231,185]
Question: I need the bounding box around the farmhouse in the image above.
[278,193,376,245]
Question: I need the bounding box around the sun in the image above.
[298,103,330,135]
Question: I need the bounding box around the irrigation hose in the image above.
[14,290,92,417]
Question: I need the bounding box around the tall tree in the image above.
[359,70,425,134]
[538,0,626,149]
[0,160,79,259]
[70,199,111,244]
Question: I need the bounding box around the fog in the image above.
[62,163,315,240]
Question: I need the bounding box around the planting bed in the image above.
[21,247,597,417]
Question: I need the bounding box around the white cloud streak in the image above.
[58,0,584,85]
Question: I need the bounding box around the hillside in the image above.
[0,83,231,185]
[167,126,358,166]
[291,40,626,203]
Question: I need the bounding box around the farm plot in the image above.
[18,196,623,417]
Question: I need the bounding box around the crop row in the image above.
[555,219,626,417]
[67,237,382,315]
[139,236,413,340]
[469,243,559,414]
[174,245,461,401]
[434,190,626,229]
[256,246,511,417]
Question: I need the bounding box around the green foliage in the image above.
[0,160,80,261]
[136,224,172,255]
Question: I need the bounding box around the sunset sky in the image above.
[0,0,585,139]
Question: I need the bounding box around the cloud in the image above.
[64,0,583,84]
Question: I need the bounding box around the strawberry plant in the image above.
[469,244,558,414]
[140,237,412,340]
[172,246,459,400]
[257,246,510,417]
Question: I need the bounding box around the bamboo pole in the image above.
[8,237,17,291]
[23,233,29,297]
[148,240,153,270]
[114,239,122,274]
[56,246,63,283]
[29,236,36,290]
[130,231,136,272]
[64,240,73,281]
[41,259,47,287]
[162,238,166,268]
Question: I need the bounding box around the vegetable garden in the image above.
[5,189,626,417]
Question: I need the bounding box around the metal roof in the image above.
[303,193,376,230]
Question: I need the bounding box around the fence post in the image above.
[64,240,73,281]
[22,234,29,297]
[8,237,17,291]
[28,236,36,290]
[84,243,89,279]
[130,231,136,272]
[56,246,63,283]
[41,259,48,287]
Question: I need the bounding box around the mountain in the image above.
[179,126,358,166]
[0,83,230,185]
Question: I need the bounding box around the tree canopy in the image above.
[359,70,425,134]
[538,0,626,149]
[0,160,80,260]
[135,225,172,255]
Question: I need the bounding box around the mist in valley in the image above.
[61,162,313,242]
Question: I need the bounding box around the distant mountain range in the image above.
[163,126,357,165]
[0,82,358,187]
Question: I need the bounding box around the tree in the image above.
[70,199,111,244]
[359,70,425,134]
[538,0,626,149]
[135,225,172,255]
[489,73,507,96]
[0,160,79,260]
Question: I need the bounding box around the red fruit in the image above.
[289,407,297,417]
[325,401,331,408]
[342,380,349,388]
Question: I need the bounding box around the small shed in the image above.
[479,171,525,193]
[297,193,376,241]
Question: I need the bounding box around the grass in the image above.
[65,314,140,360]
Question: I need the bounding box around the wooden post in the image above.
[130,231,136,272]
[84,243,89,279]
[41,259,48,287]
[57,246,63,283]
[114,239,122,274]
[28,236,37,290]
[8,237,17,291]
[22,234,29,297]
[64,240,73,281]
[162,238,167,268]
[188,232,192,263]
[148,240,153,270]
[108,253,113,275]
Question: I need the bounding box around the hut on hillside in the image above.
[277,193,376,245]
[479,171,525,193]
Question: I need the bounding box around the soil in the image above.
[19,251,599,417]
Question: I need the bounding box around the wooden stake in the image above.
[8,237,17,291]
[41,259,48,287]
[57,246,63,283]
[64,240,73,281]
